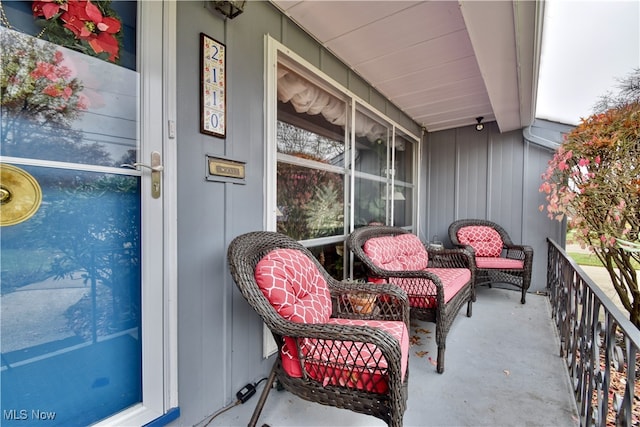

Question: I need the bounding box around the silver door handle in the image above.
[121,163,164,172]
[121,151,163,198]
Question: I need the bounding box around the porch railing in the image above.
[547,238,639,426]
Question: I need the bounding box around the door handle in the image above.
[121,151,163,198]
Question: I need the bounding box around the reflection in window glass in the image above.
[275,61,418,280]
[277,163,344,241]
[276,65,346,244]
[354,178,386,227]
[0,27,138,167]
[308,243,346,280]
[1,166,141,426]
[391,186,413,228]
[353,110,389,177]
[277,122,344,164]
[394,134,414,184]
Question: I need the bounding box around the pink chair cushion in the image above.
[255,248,331,323]
[456,226,503,257]
[476,257,524,269]
[363,233,429,271]
[281,318,409,393]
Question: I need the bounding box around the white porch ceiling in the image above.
[270,1,542,134]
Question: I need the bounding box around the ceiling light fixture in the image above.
[475,117,484,131]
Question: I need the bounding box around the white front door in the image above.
[0,2,174,425]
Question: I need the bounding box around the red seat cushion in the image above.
[476,257,524,269]
[385,268,471,308]
[282,318,409,393]
[456,226,503,257]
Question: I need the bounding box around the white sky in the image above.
[536,0,640,125]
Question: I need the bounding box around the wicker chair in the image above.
[448,219,533,304]
[347,226,474,374]
[227,231,410,427]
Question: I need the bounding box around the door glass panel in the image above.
[1,2,141,425]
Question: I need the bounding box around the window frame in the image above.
[265,35,420,251]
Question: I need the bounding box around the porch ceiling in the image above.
[269,1,542,134]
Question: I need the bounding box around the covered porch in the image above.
[205,241,639,427]
[207,286,577,426]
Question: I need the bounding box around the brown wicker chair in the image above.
[448,219,533,304]
[347,226,474,374]
[227,231,410,427]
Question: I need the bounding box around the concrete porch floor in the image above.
[205,286,579,427]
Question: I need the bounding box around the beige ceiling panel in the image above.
[272,1,419,43]
[406,93,492,117]
[332,29,475,78]
[392,76,487,106]
[324,2,467,65]
[372,56,482,96]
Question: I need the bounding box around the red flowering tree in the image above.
[32,0,122,63]
[540,70,640,326]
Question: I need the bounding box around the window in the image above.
[267,39,419,280]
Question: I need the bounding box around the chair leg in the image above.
[248,359,278,427]
[521,288,526,304]
[436,346,445,374]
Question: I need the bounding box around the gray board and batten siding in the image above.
[173,2,421,425]
[421,119,566,301]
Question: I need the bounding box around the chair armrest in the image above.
[330,281,409,325]
[426,247,475,270]
[504,244,534,262]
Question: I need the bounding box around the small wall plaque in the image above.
[206,155,246,184]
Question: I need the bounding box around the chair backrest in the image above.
[456,226,503,257]
[228,231,337,327]
[255,248,331,323]
[348,226,429,273]
[363,233,429,271]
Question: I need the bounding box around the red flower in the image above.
[33,0,121,62]
[32,0,69,20]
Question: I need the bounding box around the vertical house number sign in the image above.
[200,33,226,138]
